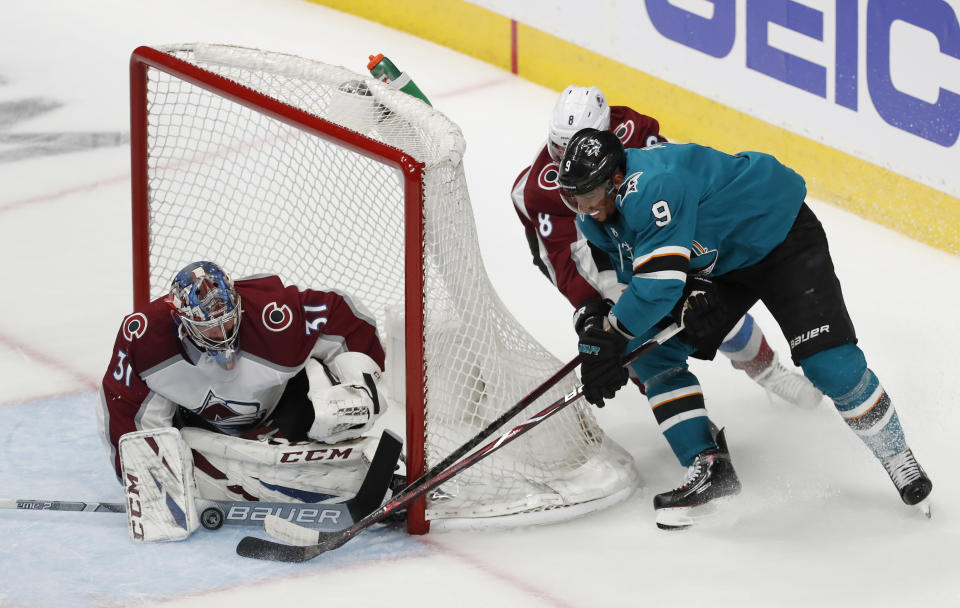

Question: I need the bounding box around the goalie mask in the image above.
[167,261,242,368]
[547,85,612,162]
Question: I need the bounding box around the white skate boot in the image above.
[752,354,823,409]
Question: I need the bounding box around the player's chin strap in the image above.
[119,428,200,543]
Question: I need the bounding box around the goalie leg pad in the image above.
[181,427,375,504]
[118,428,200,543]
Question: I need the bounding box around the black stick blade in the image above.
[347,430,402,522]
[236,533,350,562]
[236,536,321,563]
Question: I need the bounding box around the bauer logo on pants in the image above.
[790,324,831,349]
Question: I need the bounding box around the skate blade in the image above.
[656,500,726,530]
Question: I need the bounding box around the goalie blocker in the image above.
[119,427,402,543]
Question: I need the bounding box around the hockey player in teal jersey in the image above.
[558,128,932,529]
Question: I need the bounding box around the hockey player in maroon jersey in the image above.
[98,261,392,540]
[511,85,821,409]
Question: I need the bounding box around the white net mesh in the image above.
[135,44,638,524]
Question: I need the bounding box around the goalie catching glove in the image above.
[307,352,386,444]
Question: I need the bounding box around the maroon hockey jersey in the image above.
[511,106,665,308]
[97,275,385,476]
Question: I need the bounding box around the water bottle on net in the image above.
[367,53,432,106]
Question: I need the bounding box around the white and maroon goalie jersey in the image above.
[511,106,665,308]
[97,274,385,476]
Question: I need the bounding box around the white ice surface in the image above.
[1,1,958,607]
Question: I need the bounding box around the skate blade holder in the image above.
[655,497,737,531]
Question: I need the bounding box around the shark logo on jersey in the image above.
[621,172,643,198]
[262,302,293,332]
[195,391,261,429]
[689,240,719,276]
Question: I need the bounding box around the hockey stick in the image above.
[401,350,585,493]
[1,429,402,531]
[236,323,682,562]
[0,497,370,531]
[241,346,579,536]
[0,498,125,513]
[259,339,585,539]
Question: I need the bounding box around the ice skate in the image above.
[654,430,742,530]
[882,447,932,518]
[753,354,823,409]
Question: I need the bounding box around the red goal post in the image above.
[129,44,638,534]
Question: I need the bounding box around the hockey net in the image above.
[130,44,639,533]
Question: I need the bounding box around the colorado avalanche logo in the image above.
[195,391,261,428]
[122,313,148,341]
[537,162,561,190]
[262,301,293,332]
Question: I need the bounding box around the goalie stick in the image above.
[0,499,125,513]
[0,497,372,531]
[1,428,402,532]
[236,323,683,562]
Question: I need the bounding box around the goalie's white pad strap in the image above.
[118,428,199,543]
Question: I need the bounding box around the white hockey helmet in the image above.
[547,85,612,162]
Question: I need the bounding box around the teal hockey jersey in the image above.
[576,142,806,338]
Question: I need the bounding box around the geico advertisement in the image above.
[472,0,960,198]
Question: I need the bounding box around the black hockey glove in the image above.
[577,324,629,408]
[572,296,614,335]
[673,276,726,351]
